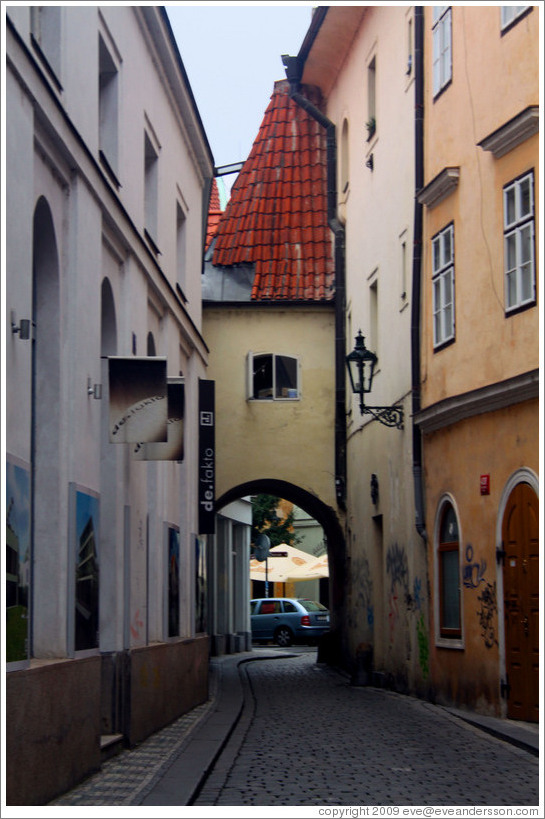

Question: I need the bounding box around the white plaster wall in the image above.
[5,68,34,464]
[6,5,212,660]
[321,6,428,685]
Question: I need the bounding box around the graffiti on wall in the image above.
[476,581,498,648]
[385,543,429,678]
[348,553,374,631]
[463,544,486,589]
[461,543,497,648]
[386,542,408,593]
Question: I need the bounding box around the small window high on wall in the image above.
[247,353,300,400]
[432,6,452,97]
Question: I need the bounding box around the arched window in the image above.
[438,501,461,638]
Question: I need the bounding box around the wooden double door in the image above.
[502,482,539,722]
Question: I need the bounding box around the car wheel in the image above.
[275,626,293,647]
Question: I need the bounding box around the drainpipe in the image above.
[282,55,347,511]
[411,8,427,542]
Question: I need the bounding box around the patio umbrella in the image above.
[285,554,329,583]
[249,543,319,583]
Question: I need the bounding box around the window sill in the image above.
[248,397,300,403]
[432,78,452,103]
[99,150,121,190]
[436,637,464,650]
[505,298,536,318]
[30,34,63,92]
[433,336,456,354]
[144,228,161,256]
[501,6,532,36]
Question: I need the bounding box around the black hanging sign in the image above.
[198,379,215,534]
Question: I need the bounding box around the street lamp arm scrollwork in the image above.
[346,330,404,430]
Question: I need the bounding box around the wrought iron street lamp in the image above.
[346,330,404,429]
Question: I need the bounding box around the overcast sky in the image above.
[166,3,315,202]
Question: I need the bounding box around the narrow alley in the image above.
[51,648,539,809]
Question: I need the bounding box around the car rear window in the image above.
[298,599,328,612]
[259,600,281,614]
[283,601,298,612]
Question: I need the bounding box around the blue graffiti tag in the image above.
[463,544,487,589]
[386,543,408,592]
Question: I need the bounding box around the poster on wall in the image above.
[71,486,100,652]
[5,455,31,665]
[167,525,180,638]
[133,378,184,461]
[108,356,168,443]
[198,379,215,534]
[195,535,207,634]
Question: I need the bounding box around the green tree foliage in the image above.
[251,494,300,550]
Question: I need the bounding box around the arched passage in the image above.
[216,479,347,665]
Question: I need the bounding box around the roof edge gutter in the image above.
[282,54,347,510]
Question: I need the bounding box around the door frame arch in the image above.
[495,467,539,716]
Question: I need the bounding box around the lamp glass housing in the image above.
[346,331,377,396]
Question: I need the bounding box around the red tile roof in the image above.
[211,80,334,302]
[206,178,223,250]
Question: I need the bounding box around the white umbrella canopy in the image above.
[249,543,320,584]
[285,554,329,583]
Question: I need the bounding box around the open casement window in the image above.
[438,503,461,639]
[432,223,455,349]
[504,172,535,314]
[432,6,452,97]
[247,352,300,400]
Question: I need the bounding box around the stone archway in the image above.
[216,479,347,666]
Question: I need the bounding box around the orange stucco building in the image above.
[416,5,539,719]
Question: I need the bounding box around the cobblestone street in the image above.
[193,652,539,808]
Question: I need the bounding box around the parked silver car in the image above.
[250,597,330,647]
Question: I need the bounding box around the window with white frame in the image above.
[504,172,535,314]
[432,6,452,96]
[501,6,530,30]
[432,223,455,348]
[247,353,300,400]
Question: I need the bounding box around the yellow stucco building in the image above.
[416,5,539,720]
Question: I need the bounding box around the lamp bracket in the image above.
[361,404,404,430]
[11,310,33,340]
[87,377,102,399]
